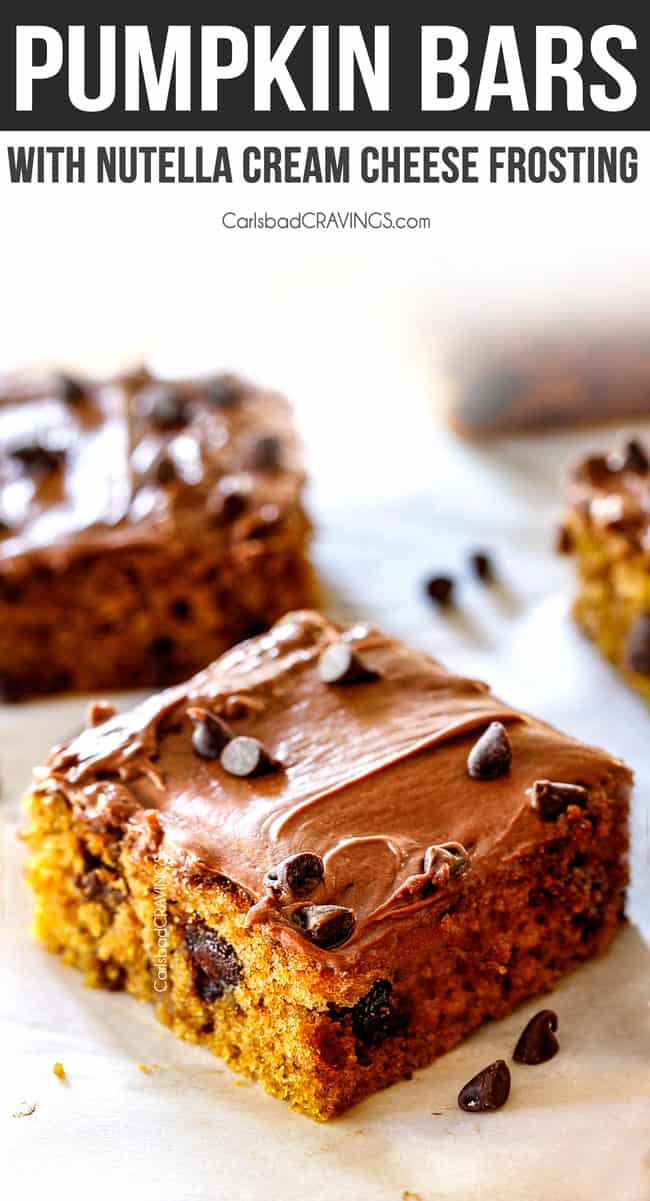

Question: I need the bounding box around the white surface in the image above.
[2,409,650,1201]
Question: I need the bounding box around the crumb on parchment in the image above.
[137,1063,161,1074]
[12,1101,37,1118]
[52,1062,66,1080]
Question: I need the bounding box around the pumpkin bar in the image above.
[22,611,630,1119]
[0,367,313,698]
[559,436,650,702]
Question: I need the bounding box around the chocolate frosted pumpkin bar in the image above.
[0,367,313,698]
[22,611,630,1119]
[559,437,650,702]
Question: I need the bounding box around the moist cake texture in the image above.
[560,437,650,702]
[0,367,313,697]
[22,611,630,1118]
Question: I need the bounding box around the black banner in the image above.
[0,3,648,131]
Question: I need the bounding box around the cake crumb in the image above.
[52,1061,66,1080]
[12,1100,37,1118]
[402,1191,422,1201]
[137,1062,160,1074]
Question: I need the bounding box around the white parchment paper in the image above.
[2,411,649,1201]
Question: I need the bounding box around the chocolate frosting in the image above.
[567,442,650,551]
[0,368,304,570]
[40,611,629,968]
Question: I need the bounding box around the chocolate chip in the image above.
[469,551,494,582]
[292,904,356,949]
[154,455,178,485]
[623,612,650,676]
[211,489,249,524]
[513,1009,559,1064]
[204,375,242,408]
[556,524,573,554]
[317,643,379,686]
[150,635,175,657]
[530,779,588,820]
[620,438,649,474]
[0,673,22,702]
[467,721,512,780]
[220,735,277,778]
[249,435,282,470]
[87,700,117,727]
[348,980,407,1046]
[58,373,86,404]
[77,870,124,908]
[135,384,187,429]
[10,443,65,475]
[263,852,325,896]
[458,1059,511,1112]
[185,921,242,1001]
[188,707,233,760]
[425,575,454,607]
[578,454,611,487]
[423,841,469,879]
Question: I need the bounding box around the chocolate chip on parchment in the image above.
[263,852,325,896]
[513,1009,559,1064]
[423,841,469,879]
[425,575,454,607]
[467,721,512,780]
[623,612,650,676]
[10,442,65,475]
[188,707,233,760]
[220,735,277,778]
[249,435,283,471]
[135,383,187,429]
[458,1059,511,1112]
[620,438,649,474]
[58,372,86,404]
[530,779,588,820]
[469,551,494,582]
[317,642,379,686]
[292,904,356,949]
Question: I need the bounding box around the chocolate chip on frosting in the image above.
[458,1059,511,1112]
[58,373,86,404]
[423,841,469,879]
[425,575,454,607]
[620,438,649,475]
[292,904,356,949]
[263,852,325,896]
[623,612,650,676]
[513,1009,559,1064]
[220,735,277,778]
[10,443,65,475]
[204,375,242,408]
[467,721,512,780]
[154,455,178,485]
[87,700,117,727]
[188,707,233,760]
[317,642,379,686]
[135,383,187,429]
[249,435,283,471]
[530,779,588,820]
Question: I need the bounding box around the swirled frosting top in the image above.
[0,367,304,569]
[41,611,629,968]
